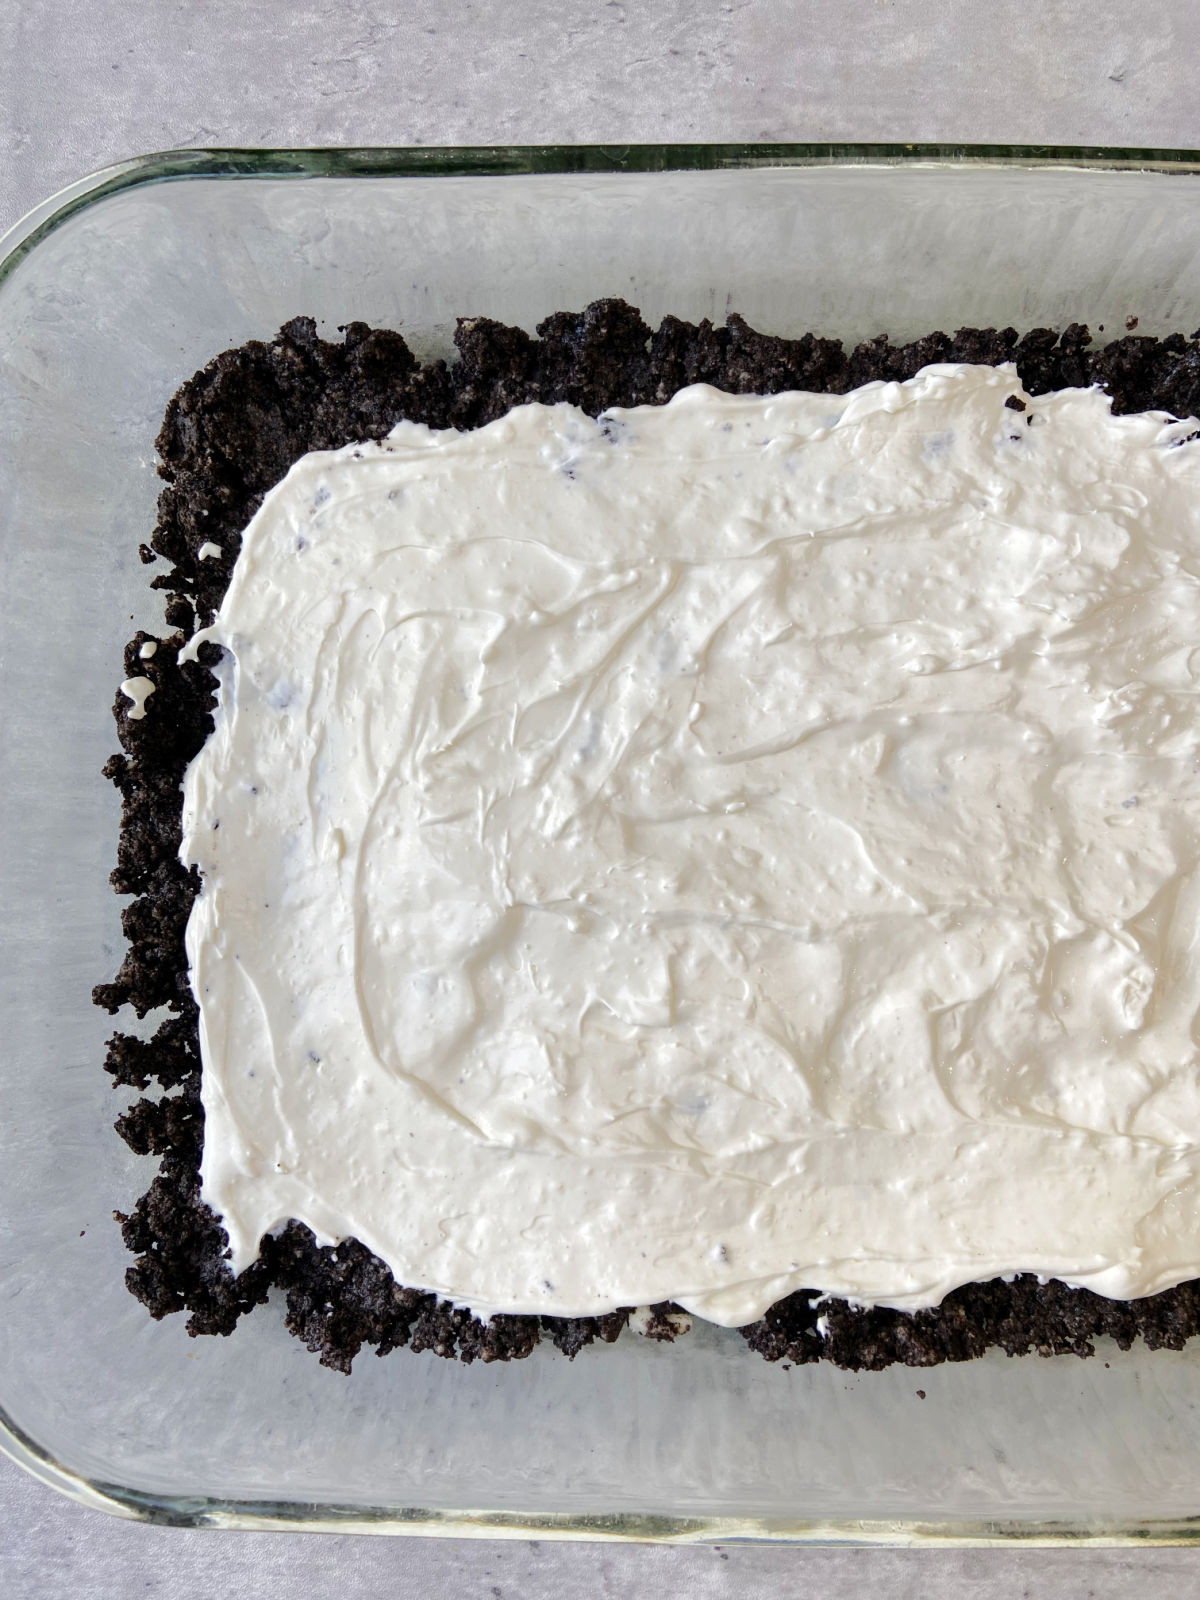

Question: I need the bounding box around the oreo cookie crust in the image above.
[95,301,1200,1373]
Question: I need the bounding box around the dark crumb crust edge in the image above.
[93,299,1200,1375]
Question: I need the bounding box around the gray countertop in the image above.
[3,2,1199,1594]
[2,0,1196,237]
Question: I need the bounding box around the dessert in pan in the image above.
[96,300,1200,1373]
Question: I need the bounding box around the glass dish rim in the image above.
[6,141,1200,1544]
[5,140,1200,284]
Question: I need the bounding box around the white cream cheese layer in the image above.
[180,365,1200,1325]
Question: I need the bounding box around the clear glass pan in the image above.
[4,144,1200,1546]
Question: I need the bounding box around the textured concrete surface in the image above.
[4,1,1200,1594]
[2,0,1198,238]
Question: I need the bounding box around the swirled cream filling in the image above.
[180,365,1200,1325]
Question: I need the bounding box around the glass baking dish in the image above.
[4,144,1200,1546]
